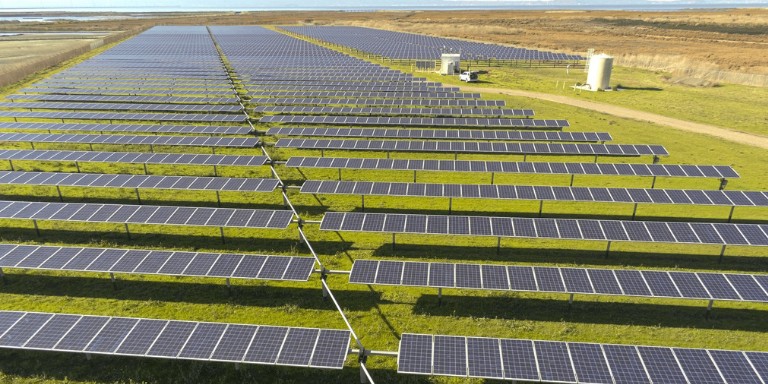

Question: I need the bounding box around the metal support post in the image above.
[605,241,611,258]
[235,363,240,371]
[0,267,5,285]
[392,233,396,250]
[706,300,714,318]
[30,142,35,150]
[149,144,153,153]
[491,173,494,184]
[125,223,131,240]
[86,353,92,361]
[216,191,222,207]
[8,160,13,171]
[438,287,442,306]
[33,219,40,236]
[321,149,324,157]
[56,186,63,202]
[719,178,728,191]
[135,188,142,204]
[322,276,328,299]
[570,174,575,187]
[538,200,544,217]
[651,176,657,189]
[497,237,501,255]
[632,203,638,220]
[727,206,735,223]
[448,198,452,215]
[361,195,365,212]
[523,154,527,162]
[110,273,117,290]
[569,293,574,307]
[653,155,660,164]
[339,168,342,181]
[226,278,231,295]
[220,227,225,244]
[89,143,93,151]
[719,245,726,263]
[143,163,148,175]
[213,165,218,177]
[413,170,416,183]
[594,155,598,163]
[75,161,80,173]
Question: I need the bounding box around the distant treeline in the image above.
[0,27,147,89]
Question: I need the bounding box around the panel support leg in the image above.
[56,186,64,202]
[135,188,142,204]
[86,353,92,361]
[448,198,452,215]
[523,154,527,162]
[538,200,544,218]
[570,174,574,187]
[322,277,328,299]
[226,278,231,295]
[361,195,365,212]
[33,219,40,237]
[706,300,714,318]
[339,168,342,181]
[727,206,735,223]
[569,293,574,308]
[719,245,726,263]
[213,165,218,177]
[235,363,240,371]
[75,161,80,173]
[8,160,13,171]
[125,223,131,240]
[651,176,657,189]
[0,267,5,285]
[110,273,117,290]
[491,172,494,185]
[594,155,598,163]
[143,163,148,175]
[438,287,442,307]
[321,149,324,157]
[216,191,222,207]
[149,144,153,153]
[392,233,396,251]
[605,241,611,258]
[497,237,501,255]
[413,170,416,183]
[89,143,93,151]
[632,203,638,220]
[220,227,225,244]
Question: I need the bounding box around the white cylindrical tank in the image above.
[586,54,613,90]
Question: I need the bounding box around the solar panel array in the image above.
[0,102,241,113]
[0,245,314,282]
[262,115,568,128]
[398,333,768,382]
[319,212,768,246]
[0,311,350,369]
[249,91,479,99]
[281,26,585,61]
[249,98,506,107]
[256,106,534,117]
[0,149,269,167]
[286,156,740,179]
[0,111,245,122]
[0,133,258,148]
[268,127,611,142]
[0,171,280,193]
[301,180,768,207]
[350,260,768,303]
[6,95,237,104]
[276,138,667,156]
[0,122,252,135]
[0,200,294,229]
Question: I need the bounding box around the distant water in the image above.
[2,4,767,14]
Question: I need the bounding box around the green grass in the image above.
[1,32,768,384]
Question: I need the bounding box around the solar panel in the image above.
[0,102,241,113]
[286,157,739,179]
[323,213,767,247]
[0,311,349,369]
[0,133,257,148]
[346,260,768,303]
[0,172,279,193]
[0,201,293,230]
[256,105,532,116]
[250,97,506,107]
[0,149,268,167]
[0,122,252,135]
[268,127,610,142]
[264,115,569,128]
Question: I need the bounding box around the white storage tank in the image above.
[586,53,613,90]
[440,53,461,75]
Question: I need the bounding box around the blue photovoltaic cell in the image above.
[637,347,689,384]
[501,339,540,381]
[210,324,258,362]
[709,350,763,384]
[508,266,538,291]
[433,335,467,377]
[243,326,288,364]
[535,341,576,383]
[146,321,196,357]
[23,314,81,349]
[568,342,613,384]
[276,328,319,367]
[674,348,726,384]
[466,337,503,379]
[398,333,433,375]
[86,317,138,353]
[603,344,651,384]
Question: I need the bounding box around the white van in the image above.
[459,71,478,83]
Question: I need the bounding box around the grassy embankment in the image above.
[1,28,768,384]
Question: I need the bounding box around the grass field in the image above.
[1,27,768,384]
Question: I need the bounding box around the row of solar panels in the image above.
[18,88,235,96]
[0,171,280,193]
[244,76,426,81]
[255,106,534,117]
[300,180,768,207]
[397,333,768,383]
[320,212,768,246]
[0,102,242,113]
[244,86,461,92]
[262,115,569,128]
[30,83,234,90]
[38,79,232,85]
[0,149,268,167]
[350,260,768,303]
[0,200,294,230]
[285,156,740,179]
[0,245,313,281]
[0,111,246,122]
[0,311,349,369]
[267,127,611,142]
[0,133,258,148]
[275,139,667,156]
[249,98,507,107]
[5,95,238,104]
[0,122,252,135]
[243,80,443,87]
[249,91,478,99]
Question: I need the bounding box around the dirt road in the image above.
[460,85,768,150]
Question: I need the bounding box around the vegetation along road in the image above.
[460,85,768,150]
